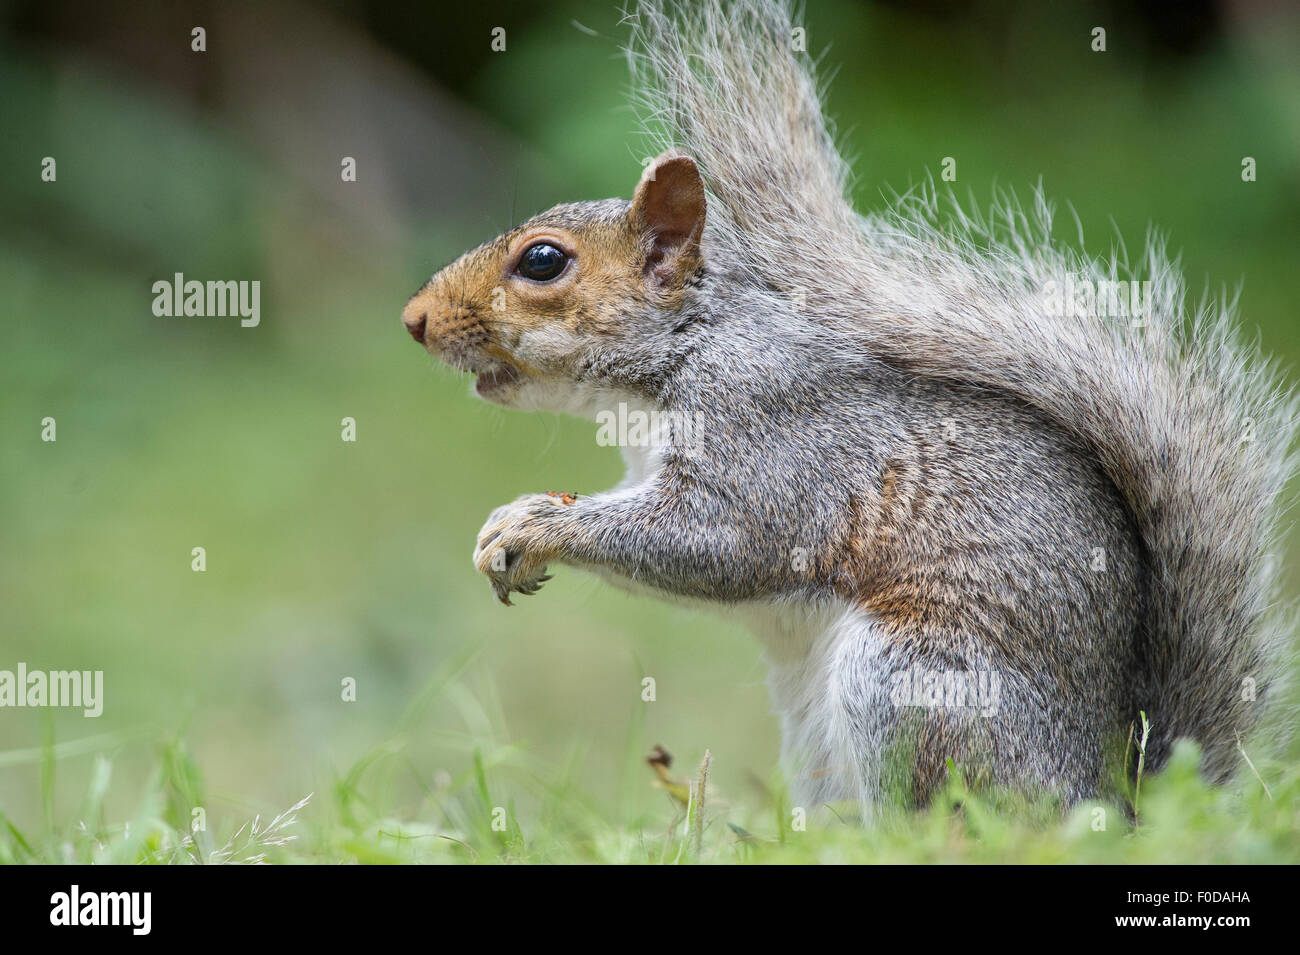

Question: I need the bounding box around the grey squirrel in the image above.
[400,0,1296,809]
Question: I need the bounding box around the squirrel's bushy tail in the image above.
[628,0,1297,778]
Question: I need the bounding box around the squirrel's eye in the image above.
[516,243,568,282]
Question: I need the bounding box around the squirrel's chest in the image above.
[617,438,664,487]
[581,391,668,489]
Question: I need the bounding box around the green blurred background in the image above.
[2,0,1298,836]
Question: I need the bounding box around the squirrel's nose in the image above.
[401,302,428,344]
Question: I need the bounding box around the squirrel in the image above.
[400,0,1296,809]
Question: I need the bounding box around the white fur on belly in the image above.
[736,598,893,811]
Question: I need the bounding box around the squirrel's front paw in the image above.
[473,493,572,605]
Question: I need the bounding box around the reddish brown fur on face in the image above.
[428,302,487,353]
[402,154,707,387]
[402,239,508,361]
[401,201,658,385]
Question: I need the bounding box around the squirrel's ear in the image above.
[631,151,706,287]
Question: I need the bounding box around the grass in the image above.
[3,684,1296,864]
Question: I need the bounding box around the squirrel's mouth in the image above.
[473,362,521,396]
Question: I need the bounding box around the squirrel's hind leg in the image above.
[761,603,1100,813]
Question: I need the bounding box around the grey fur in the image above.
[413,0,1297,808]
[619,0,1297,789]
